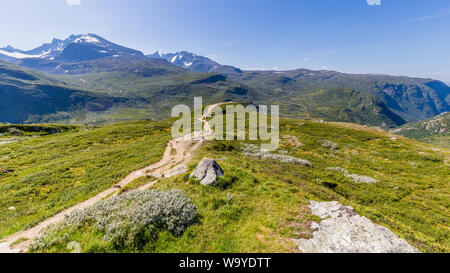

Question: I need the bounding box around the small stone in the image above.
[321,140,339,151]
[326,167,349,174]
[8,206,16,211]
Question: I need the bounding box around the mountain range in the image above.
[0,34,144,73]
[148,51,243,75]
[1,34,449,129]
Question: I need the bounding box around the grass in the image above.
[151,120,449,253]
[27,117,449,253]
[0,120,172,238]
[118,175,157,194]
[11,237,29,248]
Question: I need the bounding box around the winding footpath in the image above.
[0,103,228,253]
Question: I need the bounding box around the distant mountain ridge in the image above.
[147,51,242,74]
[0,34,144,73]
[0,34,449,126]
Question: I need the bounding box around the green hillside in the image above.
[392,112,449,148]
[0,59,266,124]
[0,120,172,238]
[2,58,449,127]
[229,69,450,124]
[3,117,447,253]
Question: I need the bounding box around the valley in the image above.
[0,33,449,254]
[1,34,449,132]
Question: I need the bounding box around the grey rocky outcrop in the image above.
[295,201,420,253]
[346,174,379,184]
[326,167,379,184]
[244,144,312,167]
[190,158,224,186]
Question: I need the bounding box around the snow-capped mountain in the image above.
[0,38,67,61]
[148,51,242,74]
[0,34,144,64]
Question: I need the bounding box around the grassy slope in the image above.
[151,120,449,253]
[6,58,448,127]
[0,120,172,238]
[393,112,449,148]
[1,59,265,124]
[29,118,449,253]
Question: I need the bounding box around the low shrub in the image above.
[30,189,198,251]
[215,176,238,190]
[211,140,242,152]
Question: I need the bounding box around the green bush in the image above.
[215,176,238,190]
[211,140,242,152]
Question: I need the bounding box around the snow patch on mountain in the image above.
[0,49,50,59]
[74,35,100,44]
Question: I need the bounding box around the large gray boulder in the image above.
[190,158,224,186]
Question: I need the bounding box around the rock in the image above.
[321,140,339,151]
[326,167,379,184]
[310,222,320,230]
[326,167,349,174]
[243,144,260,154]
[190,158,224,186]
[244,144,312,167]
[296,201,421,253]
[261,153,313,167]
[282,135,303,148]
[164,165,187,178]
[346,174,379,184]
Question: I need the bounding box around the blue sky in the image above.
[1,0,449,82]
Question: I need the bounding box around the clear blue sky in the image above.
[1,0,449,82]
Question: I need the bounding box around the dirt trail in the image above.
[0,102,229,253]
